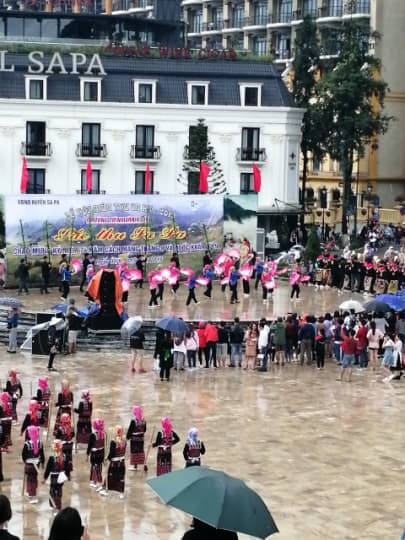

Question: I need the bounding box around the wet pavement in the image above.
[0,283,403,539]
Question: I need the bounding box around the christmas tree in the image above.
[177,118,226,194]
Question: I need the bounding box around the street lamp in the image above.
[366,183,372,224]
[320,186,328,240]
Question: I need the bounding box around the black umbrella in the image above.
[363,300,391,313]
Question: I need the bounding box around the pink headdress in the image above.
[38,377,48,391]
[161,417,172,438]
[81,389,90,401]
[0,393,10,415]
[27,425,40,454]
[29,400,40,419]
[132,405,143,422]
[92,417,104,437]
[8,369,17,383]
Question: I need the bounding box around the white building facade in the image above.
[0,50,303,217]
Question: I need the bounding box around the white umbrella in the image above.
[339,300,364,313]
[121,316,143,340]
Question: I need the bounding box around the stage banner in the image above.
[5,194,224,286]
[223,194,258,251]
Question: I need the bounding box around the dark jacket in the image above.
[298,323,315,341]
[0,530,21,540]
[181,519,238,540]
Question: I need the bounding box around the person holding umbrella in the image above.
[158,332,174,382]
[181,518,238,539]
[152,417,180,476]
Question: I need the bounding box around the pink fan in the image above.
[168,275,178,285]
[122,279,130,292]
[214,264,223,276]
[300,275,311,282]
[215,253,230,266]
[264,279,276,290]
[221,277,229,286]
[71,259,82,274]
[239,265,253,279]
[196,277,209,286]
[227,248,241,259]
[160,268,171,280]
[180,267,194,277]
[277,267,289,275]
[152,273,164,284]
[128,268,142,281]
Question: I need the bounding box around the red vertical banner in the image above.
[20,157,29,193]
[252,163,262,193]
[86,161,93,193]
[145,162,151,194]
[199,162,211,194]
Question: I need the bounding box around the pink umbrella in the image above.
[227,248,241,259]
[180,267,194,277]
[127,268,142,281]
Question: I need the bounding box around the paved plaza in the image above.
[0,282,403,540]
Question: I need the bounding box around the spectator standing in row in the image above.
[216,322,229,368]
[339,329,356,382]
[272,317,286,366]
[243,323,258,370]
[185,325,199,368]
[258,319,270,371]
[6,308,19,354]
[205,321,218,368]
[298,316,315,366]
[229,317,244,367]
[285,315,298,363]
[173,333,186,371]
[366,321,383,371]
[197,322,207,366]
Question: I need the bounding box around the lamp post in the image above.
[366,183,372,224]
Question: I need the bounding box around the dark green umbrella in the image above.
[147,466,278,538]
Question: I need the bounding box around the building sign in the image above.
[0,50,105,75]
[103,45,237,61]
[4,194,224,286]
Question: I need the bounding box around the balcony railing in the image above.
[76,143,107,158]
[130,145,161,160]
[244,15,267,26]
[236,147,267,162]
[189,22,202,33]
[183,145,214,160]
[344,0,370,15]
[267,11,292,24]
[223,18,244,30]
[201,21,224,31]
[20,142,52,157]
[318,5,343,18]
[293,8,317,20]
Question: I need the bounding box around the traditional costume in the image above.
[5,369,23,424]
[36,376,51,428]
[126,405,147,471]
[44,439,69,511]
[55,413,74,478]
[74,390,92,445]
[22,425,45,502]
[87,417,106,491]
[182,427,205,468]
[105,425,126,497]
[152,417,180,476]
[20,400,40,436]
[0,393,12,448]
[0,422,4,481]
[290,269,301,299]
[53,380,73,436]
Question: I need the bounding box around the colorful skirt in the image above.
[25,463,38,496]
[76,418,91,444]
[107,460,125,493]
[156,446,172,476]
[130,438,145,465]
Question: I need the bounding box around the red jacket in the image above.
[341,336,356,355]
[205,324,219,343]
[197,328,207,348]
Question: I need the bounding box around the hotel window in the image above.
[81,123,101,157]
[25,76,47,100]
[241,128,260,160]
[27,169,46,194]
[135,126,155,158]
[80,78,102,102]
[253,36,267,56]
[134,170,154,194]
[232,4,244,27]
[80,169,100,194]
[26,121,46,156]
[280,0,292,22]
[187,82,209,106]
[302,0,317,16]
[239,83,262,106]
[134,80,157,104]
[254,3,267,25]
[240,173,254,194]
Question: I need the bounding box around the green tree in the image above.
[317,20,392,234]
[177,118,226,194]
[304,226,321,262]
[292,15,326,211]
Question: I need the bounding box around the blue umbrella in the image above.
[375,294,405,312]
[156,316,188,334]
[0,297,23,308]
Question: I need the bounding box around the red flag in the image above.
[199,162,210,194]
[252,163,262,193]
[86,161,92,193]
[20,157,29,194]
[145,162,151,194]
